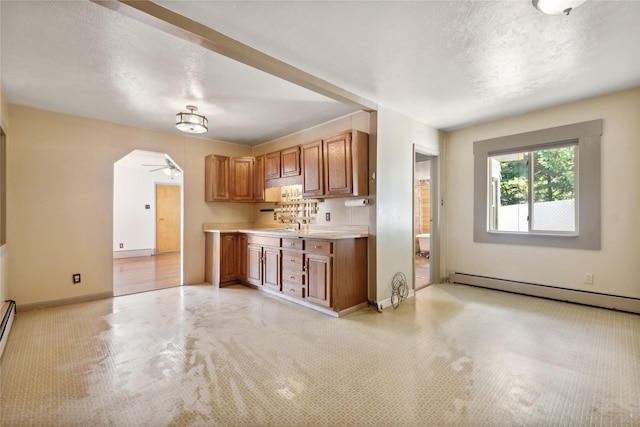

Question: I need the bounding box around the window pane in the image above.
[488,152,529,232]
[532,146,576,232]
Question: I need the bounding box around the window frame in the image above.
[488,141,579,236]
[473,120,601,250]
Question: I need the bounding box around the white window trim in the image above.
[473,120,602,250]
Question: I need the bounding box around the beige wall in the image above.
[7,105,253,307]
[375,106,440,303]
[0,89,8,305]
[443,88,640,298]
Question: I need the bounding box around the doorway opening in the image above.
[414,147,438,290]
[113,150,183,296]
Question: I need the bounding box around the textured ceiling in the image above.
[2,1,639,145]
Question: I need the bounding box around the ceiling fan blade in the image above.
[148,166,168,172]
[142,164,166,167]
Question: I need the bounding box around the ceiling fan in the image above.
[142,158,182,178]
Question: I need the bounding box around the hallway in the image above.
[113,253,180,296]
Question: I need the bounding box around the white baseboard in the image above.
[113,249,154,259]
[450,272,640,314]
[1,300,16,359]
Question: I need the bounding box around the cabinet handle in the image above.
[314,245,320,249]
[290,242,295,246]
[290,276,295,280]
[289,288,295,293]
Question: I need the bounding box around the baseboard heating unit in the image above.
[1,300,16,358]
[450,273,640,315]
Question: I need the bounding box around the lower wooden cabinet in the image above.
[305,253,331,307]
[207,231,368,314]
[237,234,248,282]
[220,233,237,283]
[246,235,281,291]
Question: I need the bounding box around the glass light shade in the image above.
[532,0,586,15]
[163,167,182,178]
[176,105,208,134]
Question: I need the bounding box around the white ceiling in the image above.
[2,1,639,146]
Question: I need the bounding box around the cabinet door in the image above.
[220,234,237,283]
[230,157,254,202]
[205,154,230,201]
[263,247,281,291]
[281,146,301,177]
[301,139,324,197]
[306,254,332,307]
[324,132,353,197]
[254,155,265,202]
[237,234,248,282]
[265,151,281,180]
[247,245,263,286]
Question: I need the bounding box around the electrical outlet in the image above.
[325,212,331,221]
[72,274,81,284]
[119,243,124,248]
[273,212,277,221]
[584,273,594,284]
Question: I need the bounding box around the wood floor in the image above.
[113,252,181,297]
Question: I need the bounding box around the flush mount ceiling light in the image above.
[176,105,208,134]
[532,0,586,15]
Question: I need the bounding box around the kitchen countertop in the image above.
[203,224,368,239]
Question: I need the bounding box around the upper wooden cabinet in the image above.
[254,155,265,202]
[205,154,230,201]
[302,130,369,198]
[301,139,324,197]
[281,146,301,177]
[325,130,369,197]
[265,151,281,180]
[230,157,255,202]
[206,129,367,202]
[265,147,301,180]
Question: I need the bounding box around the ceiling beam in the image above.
[91,0,377,112]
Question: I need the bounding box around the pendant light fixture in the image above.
[176,105,208,134]
[532,0,586,15]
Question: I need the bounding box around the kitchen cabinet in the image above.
[220,233,238,283]
[301,139,324,197]
[246,235,281,291]
[253,155,265,202]
[324,130,369,197]
[230,157,255,202]
[204,231,239,286]
[265,151,281,180]
[305,252,332,307]
[210,231,368,314]
[301,130,369,198]
[281,146,301,177]
[275,234,367,312]
[266,147,300,180]
[282,238,306,299]
[205,154,230,201]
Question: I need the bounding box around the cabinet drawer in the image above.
[304,240,333,254]
[282,270,305,285]
[248,235,281,247]
[282,282,305,299]
[282,250,304,269]
[282,238,304,250]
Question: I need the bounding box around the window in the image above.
[488,143,577,234]
[474,120,601,250]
